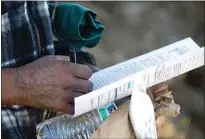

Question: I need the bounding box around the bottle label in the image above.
[97,103,117,121]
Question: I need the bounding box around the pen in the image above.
[70,47,77,63]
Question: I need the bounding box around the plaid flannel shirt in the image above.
[2,1,56,139]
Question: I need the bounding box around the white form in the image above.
[73,38,204,117]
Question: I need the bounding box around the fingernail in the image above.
[88,88,93,92]
[89,83,94,92]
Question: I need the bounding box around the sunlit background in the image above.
[73,1,204,138]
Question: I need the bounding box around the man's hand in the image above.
[13,55,93,114]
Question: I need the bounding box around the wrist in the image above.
[2,68,23,105]
[13,67,30,106]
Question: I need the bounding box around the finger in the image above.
[70,91,86,98]
[60,103,74,114]
[63,91,87,104]
[70,63,92,79]
[60,91,87,114]
[71,78,93,93]
[59,61,92,79]
[86,64,100,73]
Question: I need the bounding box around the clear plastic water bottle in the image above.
[37,97,130,139]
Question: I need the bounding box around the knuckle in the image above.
[52,61,64,69]
[70,76,77,85]
[59,60,68,67]
[63,79,73,90]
